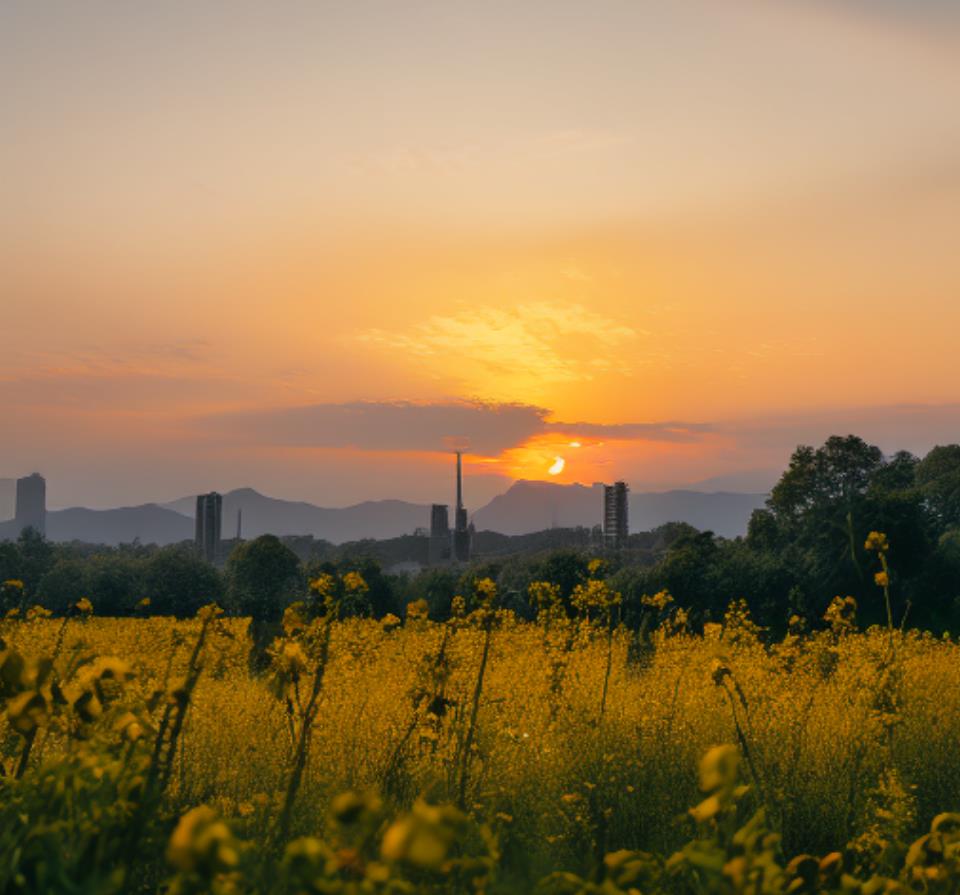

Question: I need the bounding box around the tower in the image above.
[452,451,471,563]
[195,492,222,564]
[428,503,451,565]
[15,473,46,537]
[602,481,629,550]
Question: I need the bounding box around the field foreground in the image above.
[2,600,960,893]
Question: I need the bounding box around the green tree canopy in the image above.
[226,535,302,621]
[142,546,223,617]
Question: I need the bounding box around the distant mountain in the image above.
[471,480,767,538]
[688,469,781,493]
[0,478,14,521]
[0,482,768,547]
[0,503,193,546]
[472,481,602,534]
[631,489,768,537]
[162,488,430,543]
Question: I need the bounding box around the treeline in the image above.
[2,435,960,631]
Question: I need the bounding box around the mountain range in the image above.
[0,481,768,546]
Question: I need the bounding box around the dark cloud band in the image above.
[202,400,711,455]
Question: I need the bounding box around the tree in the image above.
[531,551,589,613]
[406,568,459,620]
[83,554,142,616]
[37,558,90,615]
[647,530,723,622]
[16,528,55,599]
[226,535,302,621]
[142,546,223,617]
[0,542,23,588]
[919,530,960,629]
[917,445,960,530]
[345,557,397,618]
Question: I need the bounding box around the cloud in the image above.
[205,401,549,456]
[203,399,710,456]
[358,302,639,398]
[548,420,713,443]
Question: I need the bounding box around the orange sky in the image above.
[3,1,960,508]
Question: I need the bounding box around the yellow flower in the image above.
[309,573,337,598]
[166,805,239,873]
[278,641,308,675]
[875,571,889,588]
[641,589,674,611]
[196,603,223,622]
[342,571,368,594]
[474,577,498,605]
[865,531,889,553]
[529,581,561,610]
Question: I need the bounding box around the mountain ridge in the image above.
[0,482,769,545]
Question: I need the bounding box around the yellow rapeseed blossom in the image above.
[309,574,337,599]
[342,571,368,594]
[641,590,674,611]
[865,531,890,553]
[474,577,498,605]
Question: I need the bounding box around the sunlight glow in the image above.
[548,456,566,476]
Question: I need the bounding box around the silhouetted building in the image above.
[452,451,472,563]
[602,481,629,550]
[15,473,46,536]
[426,452,472,566]
[195,492,222,563]
[428,503,451,565]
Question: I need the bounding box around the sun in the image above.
[548,456,566,476]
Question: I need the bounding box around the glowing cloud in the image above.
[358,302,637,404]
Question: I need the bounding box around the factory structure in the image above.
[602,480,629,550]
[428,451,473,566]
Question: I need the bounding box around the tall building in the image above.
[602,481,629,550]
[195,492,222,563]
[426,453,472,566]
[15,473,46,536]
[428,503,451,565]
[452,451,471,563]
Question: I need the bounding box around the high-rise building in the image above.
[15,473,46,536]
[602,481,629,550]
[195,492,222,563]
[428,503,451,565]
[452,451,471,563]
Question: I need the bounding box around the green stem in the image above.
[458,614,493,810]
[274,617,333,846]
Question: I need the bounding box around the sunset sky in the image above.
[3,1,960,510]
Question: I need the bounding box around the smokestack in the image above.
[452,451,470,562]
[456,451,463,512]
